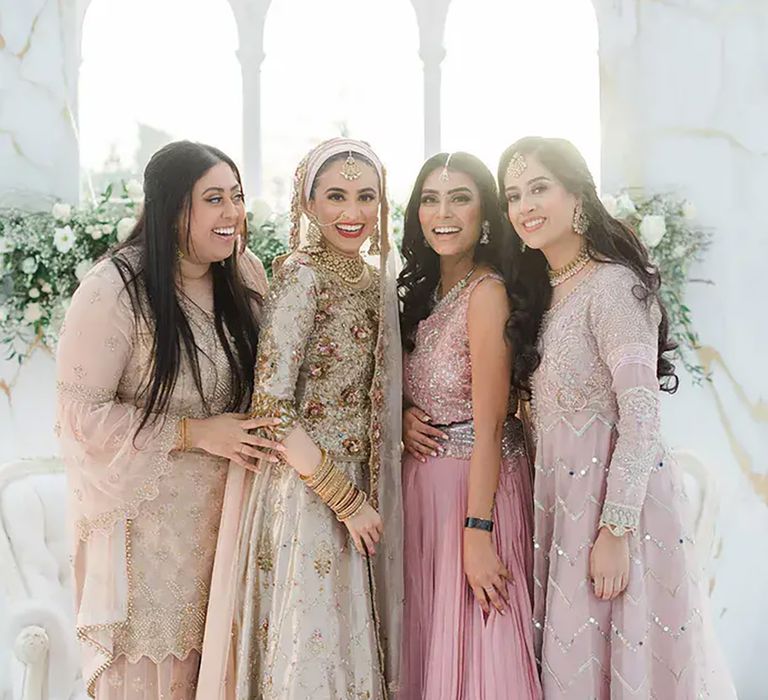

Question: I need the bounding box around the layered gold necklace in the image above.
[548,245,590,287]
[307,246,366,285]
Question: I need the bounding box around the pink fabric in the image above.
[532,263,736,699]
[400,274,541,700]
[95,653,200,699]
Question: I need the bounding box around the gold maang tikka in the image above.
[440,153,452,182]
[340,151,362,181]
[505,152,527,180]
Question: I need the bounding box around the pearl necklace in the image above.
[548,246,590,287]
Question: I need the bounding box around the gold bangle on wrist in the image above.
[302,448,368,520]
[179,417,189,452]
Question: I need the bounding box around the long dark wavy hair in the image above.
[398,152,513,352]
[111,140,261,434]
[497,136,678,396]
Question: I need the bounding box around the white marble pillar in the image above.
[231,0,271,196]
[238,41,266,196]
[0,0,82,208]
[411,0,451,157]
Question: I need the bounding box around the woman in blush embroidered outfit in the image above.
[397,152,541,700]
[196,138,403,699]
[498,136,736,699]
[56,142,283,699]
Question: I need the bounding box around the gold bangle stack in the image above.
[301,449,368,521]
[178,417,189,452]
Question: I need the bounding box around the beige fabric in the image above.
[56,247,267,697]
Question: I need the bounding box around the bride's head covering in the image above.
[281,136,389,261]
[283,137,403,691]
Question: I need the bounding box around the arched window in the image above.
[78,0,242,194]
[260,0,422,208]
[442,0,600,184]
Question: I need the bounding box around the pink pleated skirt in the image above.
[399,453,542,700]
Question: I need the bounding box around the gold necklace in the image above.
[548,246,590,287]
[307,246,366,285]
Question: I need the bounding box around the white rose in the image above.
[87,224,103,240]
[51,202,72,222]
[28,287,40,299]
[615,193,637,218]
[75,258,93,281]
[125,179,144,203]
[53,225,76,253]
[682,200,697,221]
[116,217,136,242]
[42,282,53,294]
[24,303,43,324]
[21,257,37,275]
[0,237,12,254]
[639,214,667,248]
[601,194,618,217]
[249,198,272,227]
[101,223,113,234]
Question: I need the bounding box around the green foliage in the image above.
[0,183,712,383]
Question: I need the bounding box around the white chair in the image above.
[0,459,87,700]
[672,448,720,575]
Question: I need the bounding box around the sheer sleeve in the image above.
[56,259,179,540]
[239,247,269,297]
[249,255,317,440]
[589,266,664,536]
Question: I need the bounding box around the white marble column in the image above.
[0,0,82,207]
[411,0,451,157]
[231,0,272,196]
[238,41,266,196]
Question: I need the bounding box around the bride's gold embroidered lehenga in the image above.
[197,139,403,699]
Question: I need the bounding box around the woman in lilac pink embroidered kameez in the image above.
[498,136,736,699]
[397,152,541,700]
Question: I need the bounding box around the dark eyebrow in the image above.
[202,185,242,195]
[324,186,349,195]
[357,187,377,195]
[505,176,551,193]
[420,187,473,196]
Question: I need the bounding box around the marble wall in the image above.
[1,0,766,696]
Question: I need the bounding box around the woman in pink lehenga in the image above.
[498,136,737,699]
[397,152,541,700]
[56,142,281,699]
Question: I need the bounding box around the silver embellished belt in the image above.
[433,418,525,461]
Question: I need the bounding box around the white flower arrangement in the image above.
[1,183,708,383]
[601,189,712,382]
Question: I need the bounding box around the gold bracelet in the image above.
[301,449,333,486]
[301,449,369,520]
[336,490,367,522]
[179,417,188,452]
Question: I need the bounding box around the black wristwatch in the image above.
[465,517,494,533]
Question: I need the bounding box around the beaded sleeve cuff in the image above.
[599,501,641,536]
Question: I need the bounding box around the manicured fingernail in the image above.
[277,445,287,452]
[272,418,282,424]
[431,451,438,457]
[423,415,432,422]
[441,434,449,440]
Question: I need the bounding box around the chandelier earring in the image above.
[368,222,381,256]
[520,239,527,253]
[307,217,323,247]
[479,220,490,245]
[573,200,589,236]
